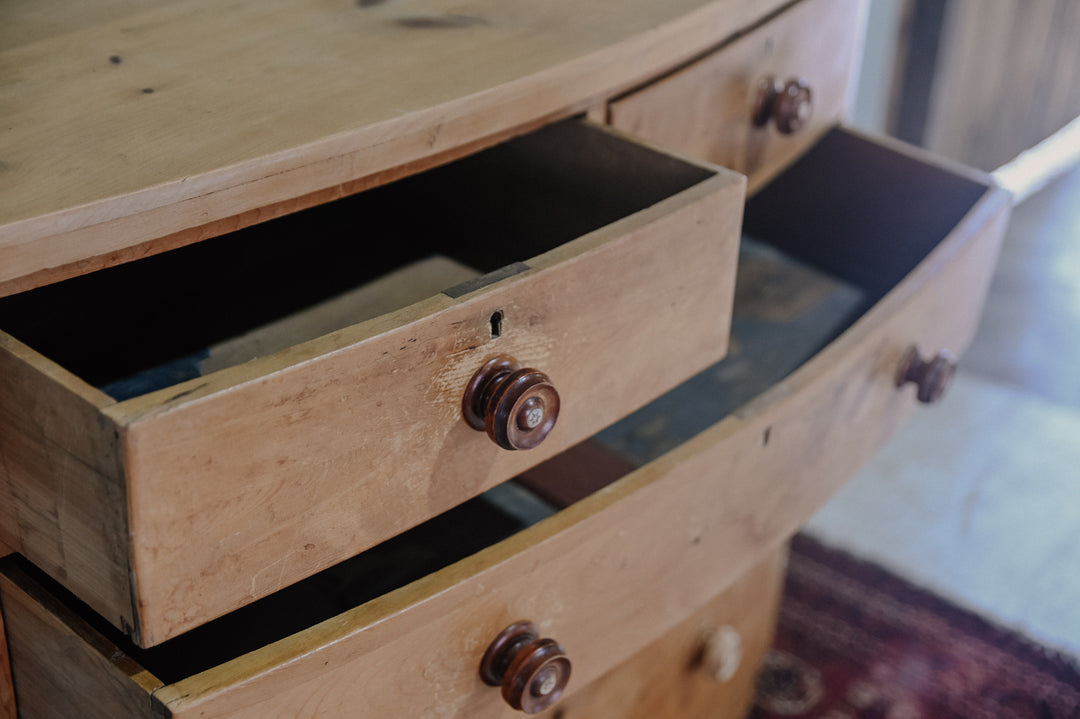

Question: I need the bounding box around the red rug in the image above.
[752,535,1080,719]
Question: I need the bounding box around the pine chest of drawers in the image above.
[0,0,1010,716]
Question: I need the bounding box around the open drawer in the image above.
[0,129,1009,717]
[0,120,744,646]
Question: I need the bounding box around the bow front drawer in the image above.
[0,120,744,647]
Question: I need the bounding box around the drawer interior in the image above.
[0,129,994,698]
[600,128,991,464]
[0,121,713,400]
[743,128,988,301]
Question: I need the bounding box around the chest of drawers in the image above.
[0,0,1011,716]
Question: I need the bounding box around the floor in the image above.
[805,165,1080,657]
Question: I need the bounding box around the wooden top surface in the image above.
[0,0,787,296]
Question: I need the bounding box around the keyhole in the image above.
[490,310,504,338]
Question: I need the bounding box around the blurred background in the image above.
[807,0,1080,656]
[853,0,1080,170]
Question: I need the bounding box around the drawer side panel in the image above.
[0,564,160,719]
[0,337,134,635]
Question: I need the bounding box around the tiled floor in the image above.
[805,166,1080,657]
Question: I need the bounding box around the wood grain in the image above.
[609,0,866,193]
[551,544,786,719]
[0,562,161,719]
[148,152,1009,718]
[0,335,135,636]
[0,0,791,296]
[0,598,14,719]
[0,535,8,719]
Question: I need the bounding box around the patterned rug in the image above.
[752,535,1080,719]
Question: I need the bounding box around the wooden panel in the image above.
[0,563,162,719]
[97,145,743,646]
[0,336,134,635]
[553,543,786,719]
[923,0,1080,171]
[0,0,793,296]
[0,600,14,719]
[609,0,866,192]
[146,171,1009,717]
[0,541,9,719]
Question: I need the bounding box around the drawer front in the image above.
[0,538,787,719]
[0,131,1009,718]
[555,544,786,719]
[608,0,865,192]
[0,121,744,646]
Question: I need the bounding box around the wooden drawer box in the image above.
[0,120,745,647]
[0,128,1010,719]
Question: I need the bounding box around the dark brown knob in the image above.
[463,355,559,450]
[896,346,957,404]
[480,621,571,714]
[752,76,813,134]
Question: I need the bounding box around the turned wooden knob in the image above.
[752,76,813,134]
[480,621,571,714]
[896,346,957,404]
[463,355,560,450]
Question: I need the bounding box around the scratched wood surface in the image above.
[0,0,791,296]
[0,131,1011,719]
